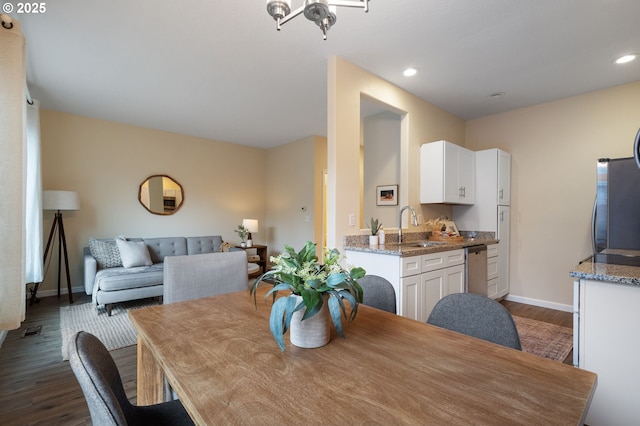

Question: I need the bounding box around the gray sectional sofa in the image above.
[84,235,232,315]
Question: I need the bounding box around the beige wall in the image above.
[266,135,326,257]
[363,111,401,231]
[327,56,465,248]
[40,110,267,295]
[466,81,640,308]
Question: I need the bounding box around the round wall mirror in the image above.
[138,175,184,215]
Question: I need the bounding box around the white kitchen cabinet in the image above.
[497,150,511,205]
[401,274,421,320]
[420,141,475,205]
[422,264,465,319]
[496,207,510,298]
[453,148,511,299]
[487,243,499,299]
[401,249,465,322]
[345,249,465,320]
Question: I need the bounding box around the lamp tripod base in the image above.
[28,284,41,305]
[36,210,74,304]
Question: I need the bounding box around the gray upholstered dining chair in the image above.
[68,331,194,426]
[427,292,522,350]
[163,251,248,304]
[359,275,397,314]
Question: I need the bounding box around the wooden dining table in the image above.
[129,290,596,425]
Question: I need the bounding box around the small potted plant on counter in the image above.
[369,217,382,245]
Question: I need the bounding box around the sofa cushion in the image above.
[95,264,164,292]
[143,237,188,263]
[116,239,153,268]
[187,236,223,255]
[89,238,122,269]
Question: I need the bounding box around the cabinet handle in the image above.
[500,211,504,221]
[499,188,503,200]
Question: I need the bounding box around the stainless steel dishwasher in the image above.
[466,244,488,296]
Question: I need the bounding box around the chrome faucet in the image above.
[398,206,418,243]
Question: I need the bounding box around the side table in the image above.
[234,244,268,275]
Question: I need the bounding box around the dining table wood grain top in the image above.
[129,289,596,425]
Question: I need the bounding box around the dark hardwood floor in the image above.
[0,293,573,425]
[0,293,137,425]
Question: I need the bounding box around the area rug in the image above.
[60,299,159,361]
[512,316,573,362]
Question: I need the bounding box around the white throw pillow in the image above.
[115,239,153,268]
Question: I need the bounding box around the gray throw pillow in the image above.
[89,238,122,269]
[115,238,153,268]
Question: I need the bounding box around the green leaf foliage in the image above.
[249,241,366,351]
[370,217,382,235]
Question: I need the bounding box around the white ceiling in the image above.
[16,0,640,148]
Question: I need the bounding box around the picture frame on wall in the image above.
[376,185,398,206]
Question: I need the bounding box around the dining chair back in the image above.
[427,293,522,350]
[359,275,397,314]
[68,331,194,426]
[163,251,248,304]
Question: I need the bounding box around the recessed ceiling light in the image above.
[615,54,637,64]
[403,67,418,77]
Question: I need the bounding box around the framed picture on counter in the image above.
[376,185,398,206]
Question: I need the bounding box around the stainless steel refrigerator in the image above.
[592,156,640,254]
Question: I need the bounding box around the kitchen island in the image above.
[570,251,640,425]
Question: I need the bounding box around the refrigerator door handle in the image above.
[634,127,640,170]
[591,196,597,255]
[573,280,580,367]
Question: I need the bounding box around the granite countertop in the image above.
[343,231,498,257]
[570,250,640,286]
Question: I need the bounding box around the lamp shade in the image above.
[43,190,80,211]
[242,219,259,233]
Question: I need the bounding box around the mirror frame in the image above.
[138,174,184,216]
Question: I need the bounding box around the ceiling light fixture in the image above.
[403,67,418,77]
[266,0,369,40]
[615,54,637,64]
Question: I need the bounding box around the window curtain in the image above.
[25,100,43,284]
[0,14,27,330]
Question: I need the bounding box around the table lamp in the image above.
[41,190,80,304]
[242,219,259,248]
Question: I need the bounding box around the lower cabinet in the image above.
[344,249,465,320]
[487,244,499,299]
[401,250,465,322]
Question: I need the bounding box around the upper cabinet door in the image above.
[421,140,475,205]
[497,150,511,205]
[457,146,476,204]
[443,143,461,202]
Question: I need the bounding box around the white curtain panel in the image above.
[0,14,26,330]
[25,100,43,284]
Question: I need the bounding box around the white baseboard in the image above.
[0,330,7,348]
[504,294,572,313]
[29,285,86,299]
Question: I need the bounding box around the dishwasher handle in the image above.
[466,244,487,254]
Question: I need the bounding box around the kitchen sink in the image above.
[402,241,449,248]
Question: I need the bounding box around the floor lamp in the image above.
[39,190,80,304]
